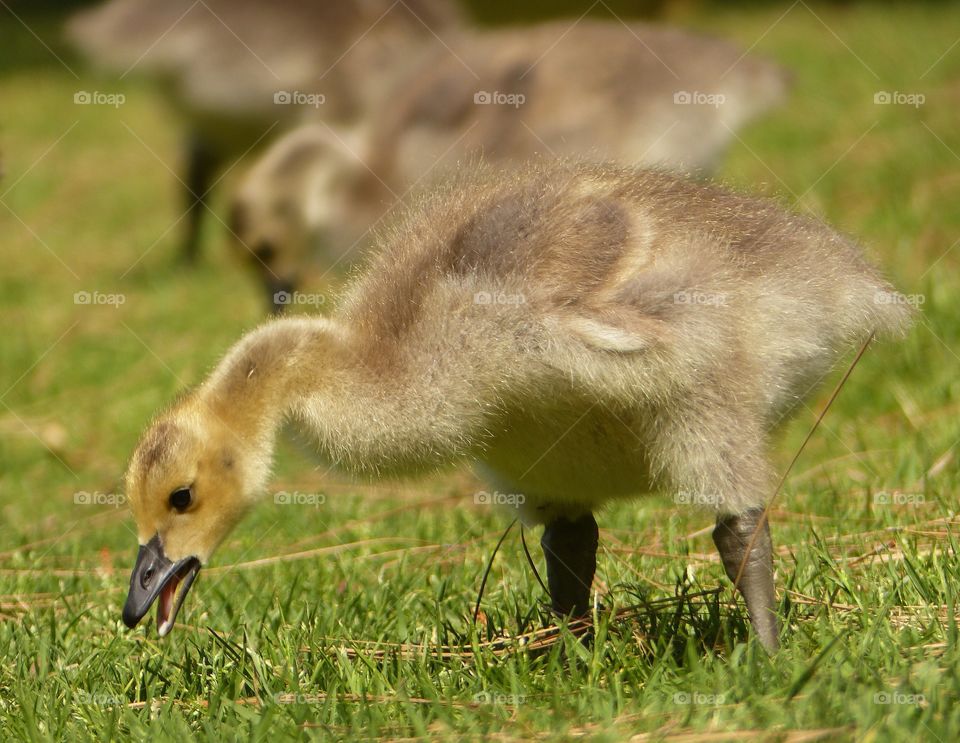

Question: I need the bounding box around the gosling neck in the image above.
[197,317,344,455]
[196,313,502,480]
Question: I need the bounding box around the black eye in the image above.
[253,241,276,264]
[169,487,192,512]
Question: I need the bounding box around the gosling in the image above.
[66,0,463,263]
[121,160,911,652]
[230,19,789,306]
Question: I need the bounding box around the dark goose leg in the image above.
[181,131,222,264]
[541,513,599,617]
[713,507,780,652]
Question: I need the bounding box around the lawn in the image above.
[1,1,958,740]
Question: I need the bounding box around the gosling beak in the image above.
[121,534,201,637]
[265,277,295,315]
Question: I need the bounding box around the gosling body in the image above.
[231,19,789,305]
[66,0,464,262]
[121,161,911,651]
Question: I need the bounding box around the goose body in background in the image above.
[65,0,464,263]
[121,160,910,651]
[370,20,789,183]
[229,19,790,307]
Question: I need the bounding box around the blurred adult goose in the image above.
[230,19,789,306]
[121,160,910,651]
[66,0,464,263]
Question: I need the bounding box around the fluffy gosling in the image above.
[122,160,911,650]
[66,0,463,263]
[230,19,789,307]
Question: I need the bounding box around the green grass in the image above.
[1,2,959,740]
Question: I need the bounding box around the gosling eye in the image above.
[169,487,192,513]
[252,241,276,265]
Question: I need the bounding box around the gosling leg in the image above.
[712,507,779,652]
[181,131,222,264]
[541,513,599,617]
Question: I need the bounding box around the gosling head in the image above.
[121,401,265,636]
[228,188,309,315]
[229,123,387,312]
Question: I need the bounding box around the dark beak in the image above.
[121,534,201,636]
[265,277,296,315]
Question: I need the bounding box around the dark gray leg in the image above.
[541,513,599,617]
[181,132,222,264]
[713,507,779,652]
